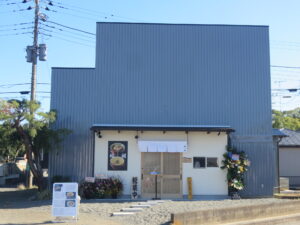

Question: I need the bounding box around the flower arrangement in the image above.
[80,177,123,199]
[221,146,250,195]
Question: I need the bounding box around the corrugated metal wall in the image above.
[50,68,96,180]
[50,23,274,196]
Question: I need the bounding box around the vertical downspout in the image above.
[92,130,96,177]
[276,137,283,193]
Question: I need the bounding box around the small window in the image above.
[207,157,218,167]
[193,157,206,168]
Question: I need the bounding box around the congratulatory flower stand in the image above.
[221,147,250,199]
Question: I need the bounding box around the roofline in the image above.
[91,124,234,133]
[279,145,300,148]
[52,67,95,70]
[96,22,269,28]
[273,134,288,137]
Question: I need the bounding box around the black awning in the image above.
[91,124,234,133]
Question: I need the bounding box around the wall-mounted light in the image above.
[97,131,102,138]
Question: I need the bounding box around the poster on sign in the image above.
[231,154,240,161]
[52,183,79,219]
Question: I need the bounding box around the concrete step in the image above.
[147,200,165,204]
[142,202,157,205]
[111,212,135,216]
[224,213,300,225]
[130,204,151,208]
[121,208,144,212]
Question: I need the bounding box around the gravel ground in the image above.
[80,198,294,225]
[0,188,296,225]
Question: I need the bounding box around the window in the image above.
[207,157,219,167]
[193,157,206,168]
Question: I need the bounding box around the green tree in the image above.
[0,123,25,162]
[0,99,70,190]
[272,109,300,131]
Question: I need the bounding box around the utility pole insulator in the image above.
[26,46,34,63]
[39,44,47,61]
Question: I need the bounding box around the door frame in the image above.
[141,152,183,199]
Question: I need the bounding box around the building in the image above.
[278,129,300,189]
[50,22,273,198]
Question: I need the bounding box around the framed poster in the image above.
[52,182,78,218]
[108,141,128,171]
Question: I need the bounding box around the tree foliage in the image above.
[0,123,25,162]
[0,99,70,190]
[272,108,300,131]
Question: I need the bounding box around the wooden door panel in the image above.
[163,152,181,175]
[141,152,182,199]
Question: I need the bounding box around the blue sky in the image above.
[0,0,300,111]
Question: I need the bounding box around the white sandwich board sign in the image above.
[52,182,79,219]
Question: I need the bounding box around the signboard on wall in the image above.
[108,141,128,171]
[52,183,79,218]
[183,157,192,163]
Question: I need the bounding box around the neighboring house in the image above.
[278,129,300,188]
[50,22,273,198]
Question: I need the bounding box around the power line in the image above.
[40,23,95,39]
[0,91,50,94]
[0,31,32,36]
[0,82,50,88]
[40,0,141,22]
[40,29,95,43]
[271,65,300,69]
[44,20,95,36]
[0,22,33,27]
[39,32,94,48]
[0,26,33,32]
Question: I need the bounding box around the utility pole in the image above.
[24,0,47,189]
[27,0,39,188]
[31,0,39,101]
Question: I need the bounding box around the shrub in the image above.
[80,177,123,199]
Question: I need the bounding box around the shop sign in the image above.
[52,183,79,218]
[183,157,192,163]
[108,141,128,171]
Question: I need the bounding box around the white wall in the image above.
[94,131,140,195]
[182,132,227,195]
[94,130,227,196]
[279,147,300,177]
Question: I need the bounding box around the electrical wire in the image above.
[40,23,95,39]
[39,32,94,48]
[40,0,141,22]
[0,26,33,32]
[43,20,95,36]
[40,28,95,43]
[0,83,50,88]
[0,22,33,27]
[0,31,32,36]
[0,91,50,94]
[271,65,300,69]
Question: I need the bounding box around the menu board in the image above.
[52,183,78,218]
[108,141,128,171]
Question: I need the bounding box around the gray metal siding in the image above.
[50,23,274,196]
[50,68,95,180]
[95,23,271,136]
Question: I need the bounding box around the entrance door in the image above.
[141,152,182,199]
